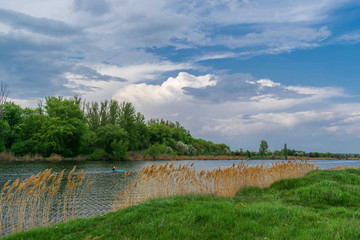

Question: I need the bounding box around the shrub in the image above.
[144,143,171,158]
[111,139,128,160]
[89,148,108,161]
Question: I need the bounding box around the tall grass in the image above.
[0,153,16,162]
[0,167,92,235]
[113,160,317,210]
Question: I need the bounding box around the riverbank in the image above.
[1,151,359,162]
[3,168,360,239]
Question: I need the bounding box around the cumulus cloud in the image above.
[0,0,354,100]
[87,71,349,138]
[113,72,216,104]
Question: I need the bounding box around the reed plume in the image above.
[113,160,318,210]
[0,167,90,235]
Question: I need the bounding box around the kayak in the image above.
[102,170,126,173]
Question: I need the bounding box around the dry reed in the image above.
[0,167,90,235]
[113,160,318,210]
[45,154,63,162]
[20,154,44,162]
[328,165,360,170]
[0,152,16,162]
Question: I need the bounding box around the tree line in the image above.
[0,96,231,160]
[234,140,360,160]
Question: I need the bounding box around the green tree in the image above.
[79,129,97,155]
[148,123,172,145]
[11,108,45,155]
[239,148,244,155]
[118,102,137,151]
[0,120,10,151]
[95,124,128,159]
[144,143,171,158]
[284,143,288,160]
[2,102,23,149]
[134,112,150,150]
[41,97,86,157]
[258,140,269,156]
[85,101,100,131]
[111,139,128,160]
[246,150,251,159]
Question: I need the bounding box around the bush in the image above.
[90,148,108,161]
[175,141,197,155]
[111,139,128,160]
[175,141,187,154]
[11,139,42,156]
[144,143,171,158]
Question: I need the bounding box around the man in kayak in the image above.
[112,166,116,171]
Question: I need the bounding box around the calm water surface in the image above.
[0,159,359,221]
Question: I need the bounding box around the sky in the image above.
[0,0,360,153]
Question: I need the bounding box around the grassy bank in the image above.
[4,168,360,240]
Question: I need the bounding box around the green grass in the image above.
[4,169,360,240]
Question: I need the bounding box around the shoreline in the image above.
[0,151,359,162]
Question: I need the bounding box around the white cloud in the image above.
[324,126,339,132]
[92,71,350,139]
[63,72,128,101]
[8,97,39,108]
[286,86,345,99]
[196,52,238,61]
[0,1,74,22]
[170,0,351,25]
[209,26,331,49]
[0,0,345,52]
[251,111,335,127]
[113,72,216,104]
[0,23,11,34]
[203,111,335,136]
[257,79,281,88]
[321,104,360,137]
[338,32,360,43]
[1,0,359,152]
[94,62,193,82]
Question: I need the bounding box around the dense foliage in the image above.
[0,97,230,160]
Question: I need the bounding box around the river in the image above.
[0,159,359,234]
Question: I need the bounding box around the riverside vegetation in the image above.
[0,97,231,161]
[113,160,317,209]
[1,96,358,162]
[4,165,360,239]
[0,160,317,236]
[0,167,92,235]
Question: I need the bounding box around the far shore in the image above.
[0,151,359,162]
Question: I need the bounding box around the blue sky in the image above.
[1,0,360,153]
